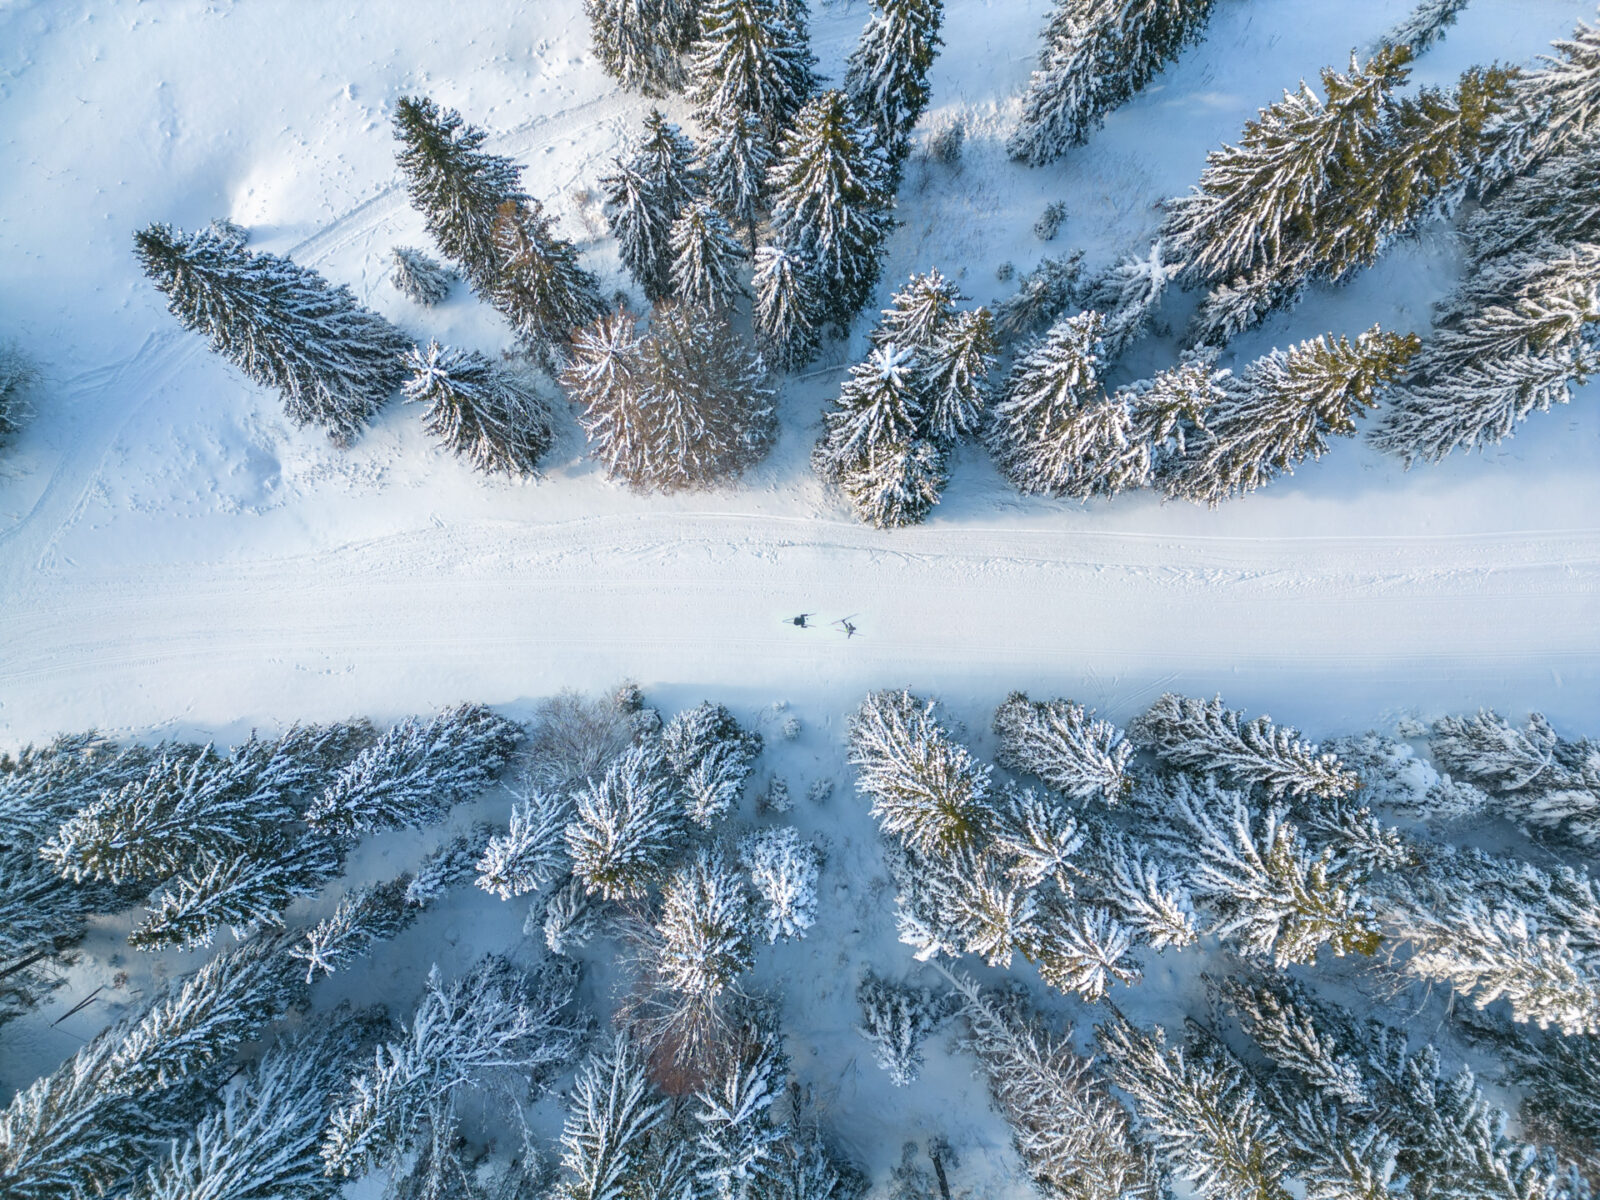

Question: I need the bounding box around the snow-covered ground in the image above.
[2,0,1599,1193]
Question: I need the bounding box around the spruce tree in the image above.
[751,243,822,370]
[815,342,925,478]
[874,268,961,355]
[1465,134,1600,262]
[699,109,776,252]
[739,826,820,942]
[837,438,948,528]
[403,341,555,478]
[655,848,755,999]
[992,691,1132,802]
[670,198,746,311]
[1377,0,1473,55]
[659,701,762,828]
[921,306,996,444]
[1009,0,1217,166]
[693,1016,788,1200]
[691,0,817,142]
[844,0,944,177]
[564,743,685,900]
[555,1036,671,1200]
[489,199,607,360]
[602,109,702,300]
[584,0,699,95]
[1429,709,1600,846]
[1493,17,1600,181]
[134,223,407,444]
[389,246,456,306]
[1166,326,1418,505]
[854,971,950,1086]
[392,96,526,293]
[475,789,572,900]
[993,252,1086,342]
[563,304,776,491]
[765,89,895,333]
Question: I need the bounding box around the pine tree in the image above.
[1076,822,1199,950]
[389,246,456,306]
[1163,48,1408,290]
[655,847,755,999]
[1372,242,1600,463]
[694,1014,789,1200]
[849,689,993,856]
[1166,327,1418,505]
[1132,692,1359,800]
[921,306,995,444]
[603,109,702,300]
[739,826,820,942]
[949,971,1164,1200]
[1098,1015,1294,1200]
[837,438,948,528]
[691,0,818,142]
[854,972,951,1086]
[765,89,895,333]
[539,874,607,955]
[1429,709,1600,846]
[1009,0,1217,166]
[134,223,407,444]
[136,1010,379,1200]
[1377,0,1473,55]
[1493,17,1600,180]
[1465,135,1600,263]
[489,199,607,360]
[993,252,1086,342]
[293,875,417,980]
[816,343,925,478]
[476,789,572,900]
[584,0,697,95]
[306,704,523,841]
[874,269,961,355]
[700,109,776,252]
[403,342,555,478]
[670,198,747,310]
[992,692,1132,802]
[392,96,527,293]
[988,310,1149,499]
[751,243,822,369]
[564,304,777,491]
[660,701,763,828]
[323,957,586,1182]
[555,1036,670,1200]
[565,743,685,900]
[844,0,944,176]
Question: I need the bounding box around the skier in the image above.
[787,613,814,628]
[836,616,858,638]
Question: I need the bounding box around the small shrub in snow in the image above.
[760,777,793,814]
[780,715,802,741]
[806,778,834,806]
[740,826,820,942]
[0,344,38,450]
[1032,201,1067,241]
[927,120,965,166]
[389,246,455,306]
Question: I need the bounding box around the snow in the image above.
[3,0,1600,1194]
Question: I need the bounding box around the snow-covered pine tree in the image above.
[1029,901,1143,1000]
[1430,710,1600,846]
[1372,242,1600,463]
[1132,692,1359,800]
[293,875,415,981]
[670,198,747,310]
[1465,134,1600,263]
[988,311,1150,498]
[1146,774,1381,965]
[693,1010,789,1200]
[584,0,698,95]
[1008,0,1217,166]
[565,304,777,491]
[323,957,587,1183]
[306,704,523,841]
[539,874,607,955]
[1163,48,1408,291]
[565,742,685,900]
[392,96,527,293]
[1097,1014,1294,1200]
[837,437,948,528]
[1075,821,1199,950]
[993,252,1086,343]
[849,689,994,856]
[0,342,37,450]
[844,0,944,179]
[1119,351,1227,485]
[751,243,823,370]
[739,825,820,942]
[603,109,702,300]
[921,306,996,444]
[654,847,755,999]
[815,343,925,479]
[1165,326,1418,505]
[489,199,607,361]
[764,89,895,333]
[699,109,776,252]
[389,246,456,306]
[1491,17,1600,183]
[1377,0,1473,55]
[992,692,1132,803]
[136,1009,381,1200]
[854,971,951,1086]
[554,1035,671,1200]
[476,789,572,900]
[660,701,763,828]
[947,971,1164,1200]
[403,341,555,478]
[134,223,407,444]
[1470,1012,1600,1176]
[1080,242,1180,362]
[874,269,961,355]
[691,0,818,143]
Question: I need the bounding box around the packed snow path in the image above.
[2,0,1599,744]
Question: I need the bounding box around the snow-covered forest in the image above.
[2,0,1600,1195]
